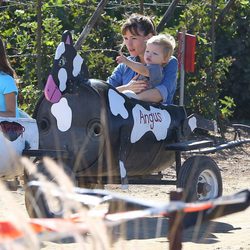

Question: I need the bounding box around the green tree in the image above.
[216,0,250,121]
[1,0,249,123]
[168,0,233,120]
[1,0,118,115]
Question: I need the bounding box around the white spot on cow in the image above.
[108,89,128,119]
[58,68,67,92]
[65,35,71,45]
[51,97,72,132]
[188,116,197,131]
[73,54,83,77]
[119,160,126,178]
[131,104,171,143]
[119,160,128,190]
[55,42,65,60]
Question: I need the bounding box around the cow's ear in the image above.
[61,30,73,45]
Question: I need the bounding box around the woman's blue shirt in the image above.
[107,56,178,104]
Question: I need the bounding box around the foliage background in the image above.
[0,0,249,122]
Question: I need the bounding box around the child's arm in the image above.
[116,53,150,77]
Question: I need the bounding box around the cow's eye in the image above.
[58,56,66,67]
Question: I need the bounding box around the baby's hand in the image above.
[116,53,126,64]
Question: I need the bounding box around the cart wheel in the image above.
[177,155,222,201]
[24,163,76,218]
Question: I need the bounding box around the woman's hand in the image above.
[117,75,149,94]
[127,79,149,93]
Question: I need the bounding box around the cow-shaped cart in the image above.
[1,31,249,218]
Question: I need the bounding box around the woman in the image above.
[0,36,19,117]
[107,13,178,104]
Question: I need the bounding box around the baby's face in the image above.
[144,43,168,65]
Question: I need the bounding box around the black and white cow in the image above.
[35,30,190,187]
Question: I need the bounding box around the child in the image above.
[0,36,19,117]
[116,33,176,90]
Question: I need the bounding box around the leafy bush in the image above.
[1,0,249,123]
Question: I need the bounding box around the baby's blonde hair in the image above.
[147,34,176,58]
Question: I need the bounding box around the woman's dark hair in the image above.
[121,13,156,37]
[0,37,16,77]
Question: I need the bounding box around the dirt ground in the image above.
[0,141,249,249]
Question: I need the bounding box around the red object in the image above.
[185,34,196,73]
[177,32,196,73]
[0,221,23,239]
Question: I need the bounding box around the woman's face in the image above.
[123,30,151,60]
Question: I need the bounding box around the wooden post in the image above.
[139,0,144,14]
[168,189,183,250]
[74,0,109,51]
[36,0,42,89]
[156,0,180,33]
